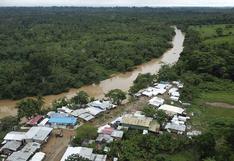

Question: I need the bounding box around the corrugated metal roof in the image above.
[4,132,26,141]
[111,130,124,138]
[7,142,40,161]
[159,104,184,115]
[0,141,21,152]
[30,152,45,161]
[27,115,44,126]
[25,127,52,142]
[48,116,77,125]
[122,115,153,128]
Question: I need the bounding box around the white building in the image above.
[3,132,26,142]
[60,147,107,161]
[149,97,164,107]
[25,127,53,143]
[159,104,184,116]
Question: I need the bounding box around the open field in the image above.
[188,91,234,132]
[190,24,234,39]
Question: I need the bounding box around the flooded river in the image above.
[0,27,184,118]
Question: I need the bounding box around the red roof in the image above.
[101,127,114,135]
[27,115,44,126]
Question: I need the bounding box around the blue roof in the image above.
[48,116,77,125]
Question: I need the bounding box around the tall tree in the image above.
[105,89,126,105]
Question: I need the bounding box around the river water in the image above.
[0,27,185,118]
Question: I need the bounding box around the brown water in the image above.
[0,27,185,118]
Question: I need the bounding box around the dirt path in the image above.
[42,129,75,161]
[205,102,234,109]
[41,97,149,161]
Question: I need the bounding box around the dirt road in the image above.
[41,97,149,161]
[42,129,75,161]
[205,102,234,109]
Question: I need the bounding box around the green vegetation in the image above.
[109,131,192,161]
[143,106,167,125]
[129,73,156,94]
[71,91,90,105]
[73,124,97,145]
[155,23,234,161]
[105,89,126,105]
[0,8,175,99]
[65,154,90,161]
[0,117,18,142]
[17,96,44,119]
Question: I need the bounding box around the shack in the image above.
[122,114,153,130]
[3,132,26,142]
[60,147,107,161]
[48,113,77,127]
[25,127,53,143]
[149,97,164,107]
[6,142,41,161]
[88,100,114,110]
[0,141,22,156]
[26,115,44,126]
[159,104,184,116]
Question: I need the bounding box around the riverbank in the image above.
[0,27,185,119]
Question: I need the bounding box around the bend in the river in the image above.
[0,26,185,118]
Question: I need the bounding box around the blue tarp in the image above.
[48,116,77,125]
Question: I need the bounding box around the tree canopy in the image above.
[17,97,44,119]
[105,89,126,105]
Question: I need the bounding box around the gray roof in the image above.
[7,142,40,161]
[71,108,88,117]
[165,123,186,132]
[91,154,107,161]
[78,113,95,121]
[88,101,112,110]
[25,127,53,142]
[96,134,113,143]
[0,141,21,152]
[111,130,124,139]
[79,147,93,160]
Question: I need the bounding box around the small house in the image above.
[0,141,22,156]
[122,114,153,130]
[149,97,164,107]
[6,142,41,161]
[48,113,77,127]
[60,146,107,161]
[25,127,53,143]
[159,104,184,116]
[3,132,26,142]
[26,115,44,126]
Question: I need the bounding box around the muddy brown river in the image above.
[0,27,185,118]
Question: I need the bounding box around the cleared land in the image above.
[41,97,149,161]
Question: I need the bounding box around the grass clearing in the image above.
[190,24,234,39]
[188,91,234,132]
[200,92,234,105]
[164,150,199,161]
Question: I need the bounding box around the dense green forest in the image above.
[117,19,234,161]
[0,7,234,161]
[1,7,234,99]
[0,7,175,99]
